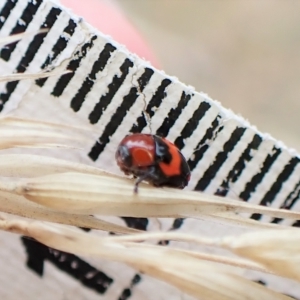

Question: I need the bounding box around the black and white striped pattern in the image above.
[0,0,300,299]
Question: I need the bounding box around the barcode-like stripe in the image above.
[0,0,43,61]
[188,120,240,190]
[0,7,60,111]
[51,35,97,97]
[292,220,300,227]
[187,116,222,171]
[89,58,134,124]
[18,7,60,72]
[195,127,246,191]
[70,43,116,112]
[174,101,211,150]
[216,134,263,196]
[117,274,141,300]
[121,217,149,230]
[36,18,77,87]
[155,91,191,137]
[251,157,300,220]
[239,146,281,202]
[88,68,154,161]
[130,78,172,133]
[0,0,18,30]
[272,180,300,224]
[22,238,114,294]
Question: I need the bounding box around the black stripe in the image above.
[216,134,262,197]
[118,274,142,300]
[155,91,191,137]
[130,78,172,133]
[239,146,281,202]
[194,127,246,191]
[0,8,60,111]
[187,115,222,171]
[89,58,134,124]
[22,237,113,294]
[251,157,300,220]
[51,35,97,97]
[88,68,154,161]
[36,19,77,87]
[0,0,18,30]
[70,43,116,112]
[121,217,148,230]
[159,218,186,247]
[171,218,185,230]
[292,219,300,228]
[272,179,300,224]
[0,0,43,61]
[174,101,211,150]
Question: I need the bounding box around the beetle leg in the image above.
[134,167,156,193]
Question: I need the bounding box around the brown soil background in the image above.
[116,0,300,151]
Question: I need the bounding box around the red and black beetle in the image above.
[115,133,191,193]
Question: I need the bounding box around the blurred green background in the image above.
[116,0,300,151]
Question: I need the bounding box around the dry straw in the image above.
[0,31,298,300]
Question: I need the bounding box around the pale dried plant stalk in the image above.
[221,229,300,282]
[0,154,286,231]
[0,30,70,82]
[0,116,92,132]
[120,241,269,274]
[0,116,89,149]
[197,211,289,230]
[0,153,294,233]
[0,29,48,46]
[93,230,300,282]
[0,171,299,222]
[0,191,139,234]
[0,69,71,83]
[0,154,109,177]
[101,229,300,282]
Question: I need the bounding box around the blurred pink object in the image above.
[60,0,159,67]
